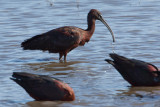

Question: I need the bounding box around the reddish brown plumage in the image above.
[105,53,160,86]
[21,9,115,61]
[10,72,75,101]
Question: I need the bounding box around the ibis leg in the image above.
[64,53,67,62]
[59,53,63,60]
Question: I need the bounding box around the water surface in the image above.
[0,0,160,107]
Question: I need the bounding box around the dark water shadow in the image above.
[26,100,72,107]
[117,86,160,99]
[12,57,57,63]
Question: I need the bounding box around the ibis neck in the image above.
[86,18,96,39]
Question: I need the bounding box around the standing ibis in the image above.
[105,53,160,86]
[10,72,75,101]
[21,9,115,61]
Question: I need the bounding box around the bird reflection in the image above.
[21,60,84,75]
[26,101,65,107]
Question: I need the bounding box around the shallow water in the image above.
[0,0,160,107]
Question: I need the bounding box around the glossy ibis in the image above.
[21,9,115,61]
[105,53,160,86]
[10,72,75,101]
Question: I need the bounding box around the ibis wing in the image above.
[106,54,160,86]
[23,76,65,100]
[21,28,80,53]
[11,72,66,100]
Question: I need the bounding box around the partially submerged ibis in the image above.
[21,9,115,61]
[105,53,160,86]
[10,72,75,101]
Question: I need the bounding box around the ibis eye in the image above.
[98,15,102,19]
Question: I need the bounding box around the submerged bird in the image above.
[10,72,75,101]
[21,9,115,61]
[105,53,160,86]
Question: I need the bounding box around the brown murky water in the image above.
[0,0,160,107]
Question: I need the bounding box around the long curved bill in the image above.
[99,17,115,42]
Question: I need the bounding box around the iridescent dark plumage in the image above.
[21,9,115,61]
[10,72,75,101]
[105,53,160,86]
